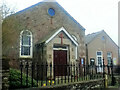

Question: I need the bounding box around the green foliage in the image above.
[9,68,37,89]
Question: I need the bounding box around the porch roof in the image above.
[37,27,78,46]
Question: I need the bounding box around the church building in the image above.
[2,0,86,75]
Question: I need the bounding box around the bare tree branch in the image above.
[0,0,17,20]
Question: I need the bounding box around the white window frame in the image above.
[19,30,33,58]
[72,35,77,41]
[75,46,78,60]
[96,51,103,72]
[96,51,103,65]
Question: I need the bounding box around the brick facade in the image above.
[85,30,119,66]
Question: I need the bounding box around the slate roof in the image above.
[85,30,104,44]
[85,30,118,48]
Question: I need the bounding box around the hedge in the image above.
[9,68,37,89]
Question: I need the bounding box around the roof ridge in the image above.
[43,0,56,2]
[85,30,104,44]
[86,30,103,36]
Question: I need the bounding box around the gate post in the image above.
[103,58,105,88]
[2,58,10,90]
[105,74,108,88]
[111,59,114,86]
[20,61,23,87]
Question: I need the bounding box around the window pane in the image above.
[48,8,55,16]
[28,36,31,45]
[107,52,111,65]
[107,52,111,56]
[22,35,30,45]
[21,46,24,55]
[97,52,101,55]
[24,47,30,55]
[107,57,111,65]
[81,58,84,65]
[98,57,102,65]
[22,31,31,35]
[90,58,95,66]
[21,46,30,55]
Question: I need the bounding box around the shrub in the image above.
[9,68,37,89]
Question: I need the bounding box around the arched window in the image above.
[20,30,32,58]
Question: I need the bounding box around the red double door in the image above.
[54,50,67,76]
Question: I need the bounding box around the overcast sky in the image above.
[4,0,120,45]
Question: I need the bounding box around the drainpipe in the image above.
[41,42,45,62]
[86,44,89,74]
[117,46,120,65]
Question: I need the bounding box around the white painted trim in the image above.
[96,51,103,65]
[75,46,77,59]
[72,35,77,41]
[19,30,33,58]
[45,27,78,46]
[53,48,68,51]
[96,51,103,72]
[53,45,68,51]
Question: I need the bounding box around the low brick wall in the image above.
[14,79,104,90]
